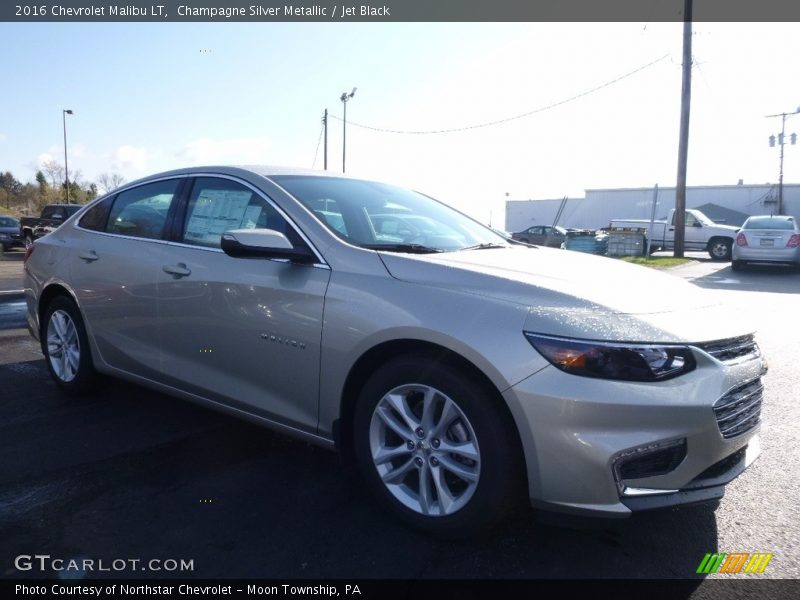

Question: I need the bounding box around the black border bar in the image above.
[4,579,800,600]
[4,1,800,23]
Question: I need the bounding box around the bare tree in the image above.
[41,160,65,189]
[97,172,126,194]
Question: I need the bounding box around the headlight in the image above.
[524,333,696,381]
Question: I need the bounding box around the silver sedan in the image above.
[24,166,765,537]
[732,215,800,270]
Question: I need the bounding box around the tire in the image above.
[24,234,34,249]
[731,260,744,271]
[353,355,523,538]
[708,238,732,261]
[41,296,101,396]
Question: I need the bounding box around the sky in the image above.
[0,21,799,224]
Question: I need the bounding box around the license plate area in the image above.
[759,239,775,246]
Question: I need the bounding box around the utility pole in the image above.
[673,0,693,258]
[322,109,328,171]
[340,87,356,173]
[62,109,74,204]
[766,107,800,215]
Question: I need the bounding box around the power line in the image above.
[329,54,670,135]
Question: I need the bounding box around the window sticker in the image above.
[185,189,253,245]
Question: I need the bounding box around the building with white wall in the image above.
[505,183,800,232]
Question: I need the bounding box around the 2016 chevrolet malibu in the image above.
[24,166,766,536]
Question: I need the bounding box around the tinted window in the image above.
[41,207,55,219]
[744,217,796,230]
[79,197,114,231]
[181,178,299,249]
[106,180,180,240]
[0,216,18,227]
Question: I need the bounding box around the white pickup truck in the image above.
[610,208,739,261]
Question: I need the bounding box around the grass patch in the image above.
[619,256,695,269]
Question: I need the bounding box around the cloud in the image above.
[0,133,7,142]
[112,145,149,172]
[37,152,54,165]
[176,136,271,165]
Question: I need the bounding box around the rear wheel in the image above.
[42,296,101,396]
[24,234,34,249]
[353,355,523,538]
[708,238,732,261]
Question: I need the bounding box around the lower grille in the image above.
[693,448,746,482]
[713,377,763,439]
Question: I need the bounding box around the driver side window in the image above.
[180,177,300,249]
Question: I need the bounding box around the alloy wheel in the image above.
[368,384,481,517]
[46,309,81,382]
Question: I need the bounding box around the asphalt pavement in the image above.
[0,256,798,581]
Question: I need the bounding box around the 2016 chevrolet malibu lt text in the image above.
[24,166,766,537]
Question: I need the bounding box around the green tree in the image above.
[0,171,22,209]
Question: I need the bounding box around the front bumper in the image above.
[503,346,765,517]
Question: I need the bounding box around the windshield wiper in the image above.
[458,242,510,251]
[362,243,443,254]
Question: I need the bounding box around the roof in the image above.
[115,165,359,193]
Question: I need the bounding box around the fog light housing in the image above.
[612,438,687,491]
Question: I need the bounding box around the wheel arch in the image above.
[706,235,734,250]
[37,283,81,350]
[335,338,528,488]
[38,283,79,326]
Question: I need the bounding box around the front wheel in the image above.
[42,296,101,395]
[24,234,34,249]
[353,355,523,538]
[708,238,732,261]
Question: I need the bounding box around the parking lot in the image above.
[0,251,798,580]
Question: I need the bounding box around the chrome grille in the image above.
[713,377,763,439]
[697,335,759,364]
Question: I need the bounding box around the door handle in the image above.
[668,228,675,231]
[162,263,192,278]
[78,250,99,262]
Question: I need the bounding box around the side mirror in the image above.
[220,229,316,264]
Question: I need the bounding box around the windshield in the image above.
[270,175,508,252]
[743,217,796,230]
[0,217,19,227]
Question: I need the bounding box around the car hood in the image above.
[378,246,753,344]
[709,224,740,233]
[0,226,19,234]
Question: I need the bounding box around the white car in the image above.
[732,215,800,270]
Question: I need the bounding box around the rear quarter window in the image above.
[78,197,115,232]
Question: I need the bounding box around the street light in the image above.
[340,87,356,173]
[62,109,74,204]
[766,106,800,215]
